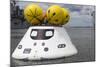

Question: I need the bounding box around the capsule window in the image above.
[45,31,53,37]
[31,30,37,37]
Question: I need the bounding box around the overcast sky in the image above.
[15,1,95,27]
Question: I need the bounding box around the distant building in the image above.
[11,1,29,29]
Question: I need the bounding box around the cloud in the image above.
[80,6,95,15]
[64,12,94,27]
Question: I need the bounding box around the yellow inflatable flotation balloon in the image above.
[46,5,64,25]
[62,8,70,25]
[24,4,44,25]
